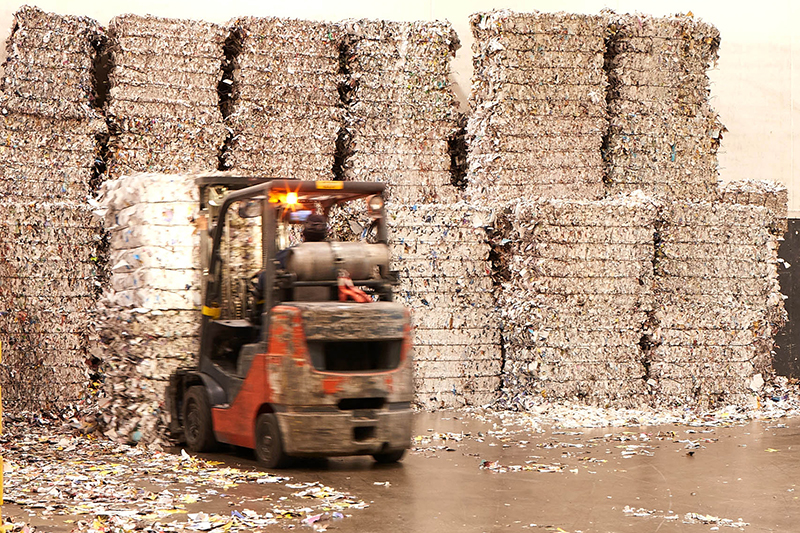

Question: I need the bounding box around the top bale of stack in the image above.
[603,12,724,201]
[467,9,608,203]
[2,5,103,119]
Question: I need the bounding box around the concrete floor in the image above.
[5,410,799,532]
[203,411,800,532]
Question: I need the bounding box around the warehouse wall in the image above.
[2,0,799,212]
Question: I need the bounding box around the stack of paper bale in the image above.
[499,193,658,408]
[466,10,607,203]
[604,13,723,200]
[648,201,786,406]
[95,173,201,443]
[389,203,500,408]
[339,19,462,204]
[221,17,341,179]
[105,14,227,177]
[0,6,107,411]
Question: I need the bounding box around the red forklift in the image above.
[167,178,413,468]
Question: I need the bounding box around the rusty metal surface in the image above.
[293,301,407,340]
[277,409,412,456]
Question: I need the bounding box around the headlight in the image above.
[366,195,384,216]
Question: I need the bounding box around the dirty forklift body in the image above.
[168,178,413,467]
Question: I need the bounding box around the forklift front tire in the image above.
[372,449,406,464]
[255,413,290,469]
[183,386,218,452]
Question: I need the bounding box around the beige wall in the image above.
[3,0,799,214]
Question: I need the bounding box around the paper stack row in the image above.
[105,14,228,177]
[0,201,103,410]
[221,17,342,179]
[339,19,462,204]
[604,13,724,201]
[466,10,607,203]
[95,173,202,442]
[0,6,107,412]
[648,202,786,405]
[499,194,658,408]
[388,203,500,408]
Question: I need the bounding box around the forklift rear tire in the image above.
[255,413,290,469]
[372,449,406,464]
[183,386,218,452]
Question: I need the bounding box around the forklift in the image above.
[167,178,413,468]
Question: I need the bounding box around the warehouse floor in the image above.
[3,408,799,532]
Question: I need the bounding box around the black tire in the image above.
[255,413,290,468]
[372,449,406,464]
[183,386,218,452]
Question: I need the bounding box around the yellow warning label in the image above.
[316,181,344,190]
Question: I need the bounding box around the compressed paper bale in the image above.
[345,115,457,139]
[466,180,606,204]
[474,65,606,88]
[656,257,775,279]
[235,52,337,75]
[108,130,226,159]
[349,135,451,157]
[236,85,341,108]
[475,115,607,137]
[221,151,334,174]
[720,180,788,235]
[509,328,644,350]
[107,98,221,123]
[657,327,772,348]
[108,84,219,108]
[231,16,342,45]
[2,7,102,119]
[225,112,341,141]
[397,290,494,309]
[0,257,99,279]
[109,225,198,250]
[0,176,94,201]
[109,288,200,310]
[108,50,222,78]
[413,327,501,346]
[606,12,720,50]
[109,246,198,272]
[413,359,502,380]
[110,201,198,228]
[473,31,604,55]
[110,267,201,292]
[405,307,497,330]
[99,172,199,208]
[414,375,500,394]
[109,66,219,91]
[0,275,96,298]
[109,13,223,39]
[413,342,501,362]
[344,152,451,173]
[234,69,339,90]
[341,18,459,46]
[346,100,455,122]
[653,276,772,297]
[392,242,490,263]
[396,259,492,279]
[375,184,461,206]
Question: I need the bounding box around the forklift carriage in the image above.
[167,178,413,468]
